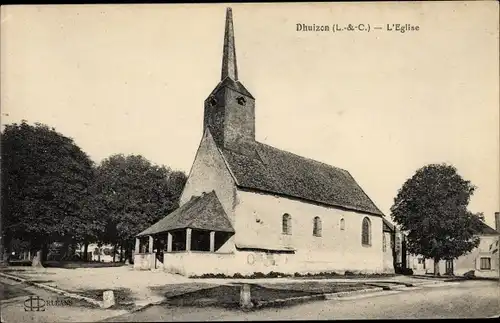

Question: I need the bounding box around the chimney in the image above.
[495,212,500,233]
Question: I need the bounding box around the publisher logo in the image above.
[24,296,45,312]
[23,296,73,311]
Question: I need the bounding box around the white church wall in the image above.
[233,190,387,274]
[178,130,238,254]
[179,129,238,225]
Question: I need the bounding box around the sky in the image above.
[1,3,499,228]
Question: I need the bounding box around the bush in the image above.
[401,268,413,275]
[191,271,291,279]
[344,270,356,276]
[191,273,227,279]
[324,271,340,277]
[253,272,266,278]
[394,264,414,275]
[267,271,277,278]
[463,270,475,279]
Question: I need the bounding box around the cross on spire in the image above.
[221,7,238,81]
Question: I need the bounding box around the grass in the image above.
[70,288,136,310]
[43,261,126,269]
[159,281,381,311]
[7,260,127,269]
[292,272,397,279]
[0,284,34,301]
[0,268,30,273]
[29,280,55,284]
[7,260,32,267]
[258,281,376,294]
[164,284,322,309]
[149,282,223,298]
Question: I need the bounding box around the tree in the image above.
[71,172,107,262]
[1,122,95,267]
[390,163,484,275]
[90,154,187,262]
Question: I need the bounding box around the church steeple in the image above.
[221,8,238,81]
[203,7,256,152]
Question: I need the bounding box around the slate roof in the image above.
[209,76,254,99]
[219,141,385,217]
[478,221,500,235]
[137,191,234,236]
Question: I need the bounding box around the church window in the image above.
[209,96,217,106]
[236,96,246,106]
[361,217,371,246]
[313,217,322,237]
[340,218,345,230]
[282,213,292,235]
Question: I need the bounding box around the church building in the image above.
[134,8,395,276]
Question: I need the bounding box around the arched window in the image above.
[282,213,292,235]
[340,218,345,231]
[313,217,322,237]
[361,217,371,246]
[382,234,387,252]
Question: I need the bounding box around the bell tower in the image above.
[203,8,255,151]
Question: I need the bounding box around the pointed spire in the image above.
[221,7,238,81]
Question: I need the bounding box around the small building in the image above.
[75,243,115,262]
[134,8,395,276]
[407,214,500,278]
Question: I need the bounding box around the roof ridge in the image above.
[479,220,500,235]
[184,191,222,228]
[184,193,209,228]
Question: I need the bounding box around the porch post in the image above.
[134,237,140,254]
[167,232,172,252]
[186,228,192,251]
[148,235,154,253]
[210,231,215,252]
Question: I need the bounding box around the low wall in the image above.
[162,249,391,276]
[133,253,155,270]
[163,252,237,276]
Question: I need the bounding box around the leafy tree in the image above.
[71,171,108,262]
[90,154,187,262]
[1,122,95,266]
[390,163,485,275]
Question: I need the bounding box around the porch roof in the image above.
[137,191,235,237]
